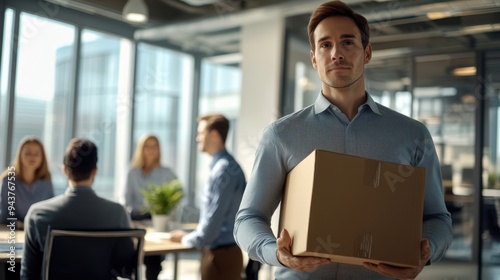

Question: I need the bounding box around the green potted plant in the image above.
[141,179,183,232]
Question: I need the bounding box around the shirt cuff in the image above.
[181,231,196,247]
[264,243,286,268]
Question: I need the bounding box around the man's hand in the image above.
[363,239,431,280]
[277,228,331,272]
[169,229,187,243]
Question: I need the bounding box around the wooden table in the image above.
[143,231,197,279]
[0,228,197,280]
[444,186,500,203]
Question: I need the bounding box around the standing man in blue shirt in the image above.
[234,1,452,279]
[170,114,246,280]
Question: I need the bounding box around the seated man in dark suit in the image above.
[21,138,132,280]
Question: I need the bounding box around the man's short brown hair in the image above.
[63,138,98,182]
[308,0,370,50]
[197,114,230,144]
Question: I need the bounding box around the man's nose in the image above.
[330,45,345,61]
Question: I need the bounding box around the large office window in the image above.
[133,42,194,193]
[0,8,13,171]
[11,12,75,194]
[195,59,241,208]
[2,3,199,207]
[75,29,131,199]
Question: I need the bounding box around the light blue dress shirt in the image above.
[125,166,177,211]
[183,149,246,249]
[0,176,54,224]
[234,93,453,280]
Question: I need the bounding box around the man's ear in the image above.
[208,129,220,142]
[208,130,224,147]
[62,165,68,176]
[364,43,372,64]
[91,167,98,177]
[310,49,317,69]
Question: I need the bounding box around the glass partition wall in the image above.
[195,58,242,210]
[483,51,500,278]
[11,12,76,195]
[413,53,478,279]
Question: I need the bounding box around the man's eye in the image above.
[320,43,331,48]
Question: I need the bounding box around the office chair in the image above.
[42,228,146,280]
[461,167,474,187]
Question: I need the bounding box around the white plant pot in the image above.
[152,214,171,232]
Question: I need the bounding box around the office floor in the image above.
[157,251,272,280]
[157,252,200,280]
[155,249,500,280]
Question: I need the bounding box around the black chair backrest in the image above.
[42,228,146,280]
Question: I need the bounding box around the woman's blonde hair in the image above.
[131,134,161,169]
[1,136,51,182]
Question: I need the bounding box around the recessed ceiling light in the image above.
[452,66,476,76]
[426,11,452,20]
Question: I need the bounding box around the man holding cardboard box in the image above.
[234,1,453,279]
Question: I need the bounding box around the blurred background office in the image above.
[0,0,500,279]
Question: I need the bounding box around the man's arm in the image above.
[0,178,9,224]
[20,209,43,280]
[234,126,331,272]
[234,125,288,267]
[182,161,239,248]
[418,128,453,263]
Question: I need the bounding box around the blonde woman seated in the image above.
[0,136,54,229]
[124,134,177,280]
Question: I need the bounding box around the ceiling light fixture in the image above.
[426,11,452,20]
[123,0,148,23]
[452,66,476,76]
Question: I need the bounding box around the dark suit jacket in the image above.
[20,186,131,280]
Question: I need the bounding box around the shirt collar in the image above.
[314,91,381,115]
[210,148,228,169]
[65,186,95,195]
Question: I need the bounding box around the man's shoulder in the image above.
[29,194,65,211]
[376,104,426,128]
[215,152,238,167]
[31,192,123,214]
[92,195,127,211]
[265,105,315,134]
[277,105,315,124]
[214,153,244,174]
[26,195,66,223]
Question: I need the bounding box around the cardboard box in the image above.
[279,149,426,267]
